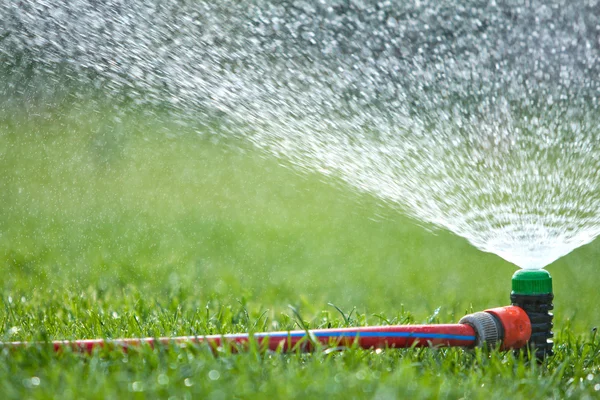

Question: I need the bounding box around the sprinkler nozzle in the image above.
[459,306,531,350]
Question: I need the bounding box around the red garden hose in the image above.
[2,306,531,354]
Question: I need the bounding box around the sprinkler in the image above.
[510,269,554,359]
[3,306,531,354]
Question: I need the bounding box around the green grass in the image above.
[0,99,599,399]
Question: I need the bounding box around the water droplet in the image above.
[158,374,169,385]
[208,370,220,381]
[131,381,144,392]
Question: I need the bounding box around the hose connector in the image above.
[459,306,531,350]
[459,311,502,348]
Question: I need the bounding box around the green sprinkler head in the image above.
[510,269,554,360]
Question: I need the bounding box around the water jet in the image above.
[3,0,600,270]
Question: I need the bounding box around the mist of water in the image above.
[2,0,600,269]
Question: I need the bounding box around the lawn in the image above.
[1,97,599,399]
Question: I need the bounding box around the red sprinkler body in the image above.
[3,306,531,354]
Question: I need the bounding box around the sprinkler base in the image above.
[511,292,554,359]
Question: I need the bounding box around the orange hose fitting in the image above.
[485,306,531,350]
